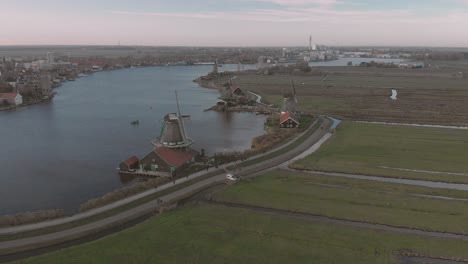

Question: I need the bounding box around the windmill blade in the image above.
[291,79,297,97]
[175,90,182,117]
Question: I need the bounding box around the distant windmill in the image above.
[281,79,300,114]
[212,58,219,74]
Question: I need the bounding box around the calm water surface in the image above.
[0,65,265,214]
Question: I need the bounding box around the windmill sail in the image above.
[153,91,194,148]
[281,79,300,113]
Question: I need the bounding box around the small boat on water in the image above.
[131,120,140,126]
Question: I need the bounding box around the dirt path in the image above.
[287,169,468,191]
[354,121,468,130]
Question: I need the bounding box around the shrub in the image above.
[0,209,65,227]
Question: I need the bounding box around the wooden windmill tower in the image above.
[281,79,300,114]
[153,91,194,149]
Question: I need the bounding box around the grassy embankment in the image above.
[292,122,468,184]
[213,170,468,234]
[18,203,468,264]
[229,116,322,170]
[0,170,223,242]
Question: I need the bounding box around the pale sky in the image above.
[1,0,468,47]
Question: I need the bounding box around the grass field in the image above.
[18,204,468,264]
[263,94,353,116]
[293,122,468,184]
[213,170,468,234]
[211,70,468,125]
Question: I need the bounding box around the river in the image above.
[0,64,266,215]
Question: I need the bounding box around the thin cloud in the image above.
[250,0,342,7]
[109,10,312,22]
[109,8,421,25]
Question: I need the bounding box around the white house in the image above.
[0,93,23,106]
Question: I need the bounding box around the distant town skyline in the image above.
[2,0,468,47]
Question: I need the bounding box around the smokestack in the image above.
[309,34,312,51]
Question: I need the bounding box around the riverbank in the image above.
[0,98,50,112]
[0,117,329,258]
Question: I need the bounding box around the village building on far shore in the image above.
[0,92,22,106]
[16,74,52,99]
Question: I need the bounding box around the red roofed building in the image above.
[139,146,198,174]
[279,111,300,128]
[119,156,140,172]
[0,93,22,106]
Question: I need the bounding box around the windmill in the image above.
[281,79,300,114]
[212,58,219,74]
[153,91,194,149]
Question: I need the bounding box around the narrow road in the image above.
[286,169,468,191]
[354,120,468,130]
[0,117,331,256]
[247,91,263,104]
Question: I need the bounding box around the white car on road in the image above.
[226,173,239,181]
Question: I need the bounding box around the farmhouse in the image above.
[0,93,22,106]
[231,83,244,96]
[139,146,198,174]
[279,111,300,128]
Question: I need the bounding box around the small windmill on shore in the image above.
[281,79,300,114]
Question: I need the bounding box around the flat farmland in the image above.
[211,68,468,125]
[293,122,468,183]
[17,204,468,264]
[213,170,468,234]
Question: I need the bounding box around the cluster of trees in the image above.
[358,61,399,68]
[411,52,466,61]
[268,62,312,74]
